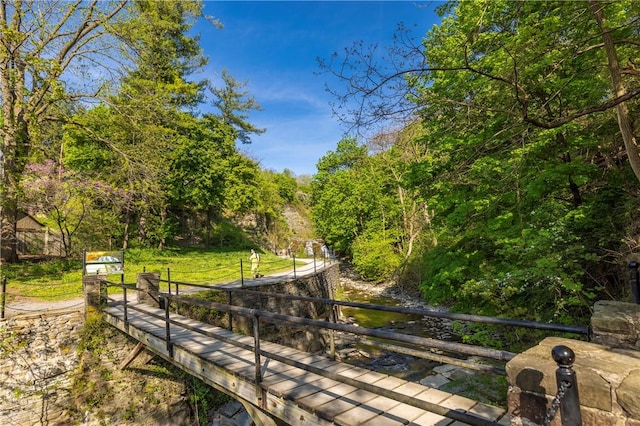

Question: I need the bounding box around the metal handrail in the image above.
[167,291,516,361]
[104,278,588,345]
[144,280,590,338]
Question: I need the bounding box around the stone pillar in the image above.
[506,336,640,425]
[591,300,640,349]
[83,274,106,318]
[137,272,161,307]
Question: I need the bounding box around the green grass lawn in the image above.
[1,247,301,302]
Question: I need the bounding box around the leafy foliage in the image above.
[23,1,300,255]
[210,69,266,144]
[11,0,640,332]
[314,0,640,325]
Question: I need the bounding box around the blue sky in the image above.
[194,1,442,176]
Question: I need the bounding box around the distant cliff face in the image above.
[283,203,314,239]
[231,198,314,251]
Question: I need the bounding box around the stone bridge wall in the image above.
[228,263,340,352]
[0,310,84,425]
[506,300,640,426]
[0,308,197,425]
[134,264,340,352]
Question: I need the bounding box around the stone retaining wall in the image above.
[0,308,199,425]
[227,263,340,352]
[0,309,84,425]
[591,300,640,349]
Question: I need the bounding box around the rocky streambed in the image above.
[333,266,508,407]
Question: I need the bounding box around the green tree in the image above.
[21,159,127,256]
[319,0,640,321]
[22,161,87,256]
[272,169,298,203]
[111,0,208,249]
[311,127,434,281]
[0,0,128,262]
[409,0,639,319]
[311,138,369,257]
[324,1,640,181]
[166,113,262,248]
[63,0,210,250]
[210,69,265,144]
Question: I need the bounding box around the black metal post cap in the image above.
[551,345,575,366]
[629,261,638,269]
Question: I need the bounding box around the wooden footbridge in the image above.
[85,263,588,426]
[102,301,508,426]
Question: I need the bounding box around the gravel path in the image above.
[3,297,86,317]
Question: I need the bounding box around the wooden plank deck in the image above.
[104,301,512,426]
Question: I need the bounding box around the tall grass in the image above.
[1,247,299,301]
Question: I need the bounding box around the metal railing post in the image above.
[252,313,263,400]
[1,276,6,320]
[101,278,108,309]
[628,261,639,304]
[293,255,297,279]
[227,290,234,332]
[328,300,336,360]
[175,281,179,315]
[123,286,129,331]
[167,268,171,295]
[164,295,173,357]
[313,253,317,274]
[547,345,582,426]
[240,259,244,287]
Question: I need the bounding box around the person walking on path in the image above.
[249,249,261,278]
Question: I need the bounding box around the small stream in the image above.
[334,276,508,407]
[334,279,461,382]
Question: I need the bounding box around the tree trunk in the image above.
[158,208,166,250]
[1,129,29,263]
[590,1,640,182]
[1,49,28,264]
[205,207,212,249]
[0,206,18,263]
